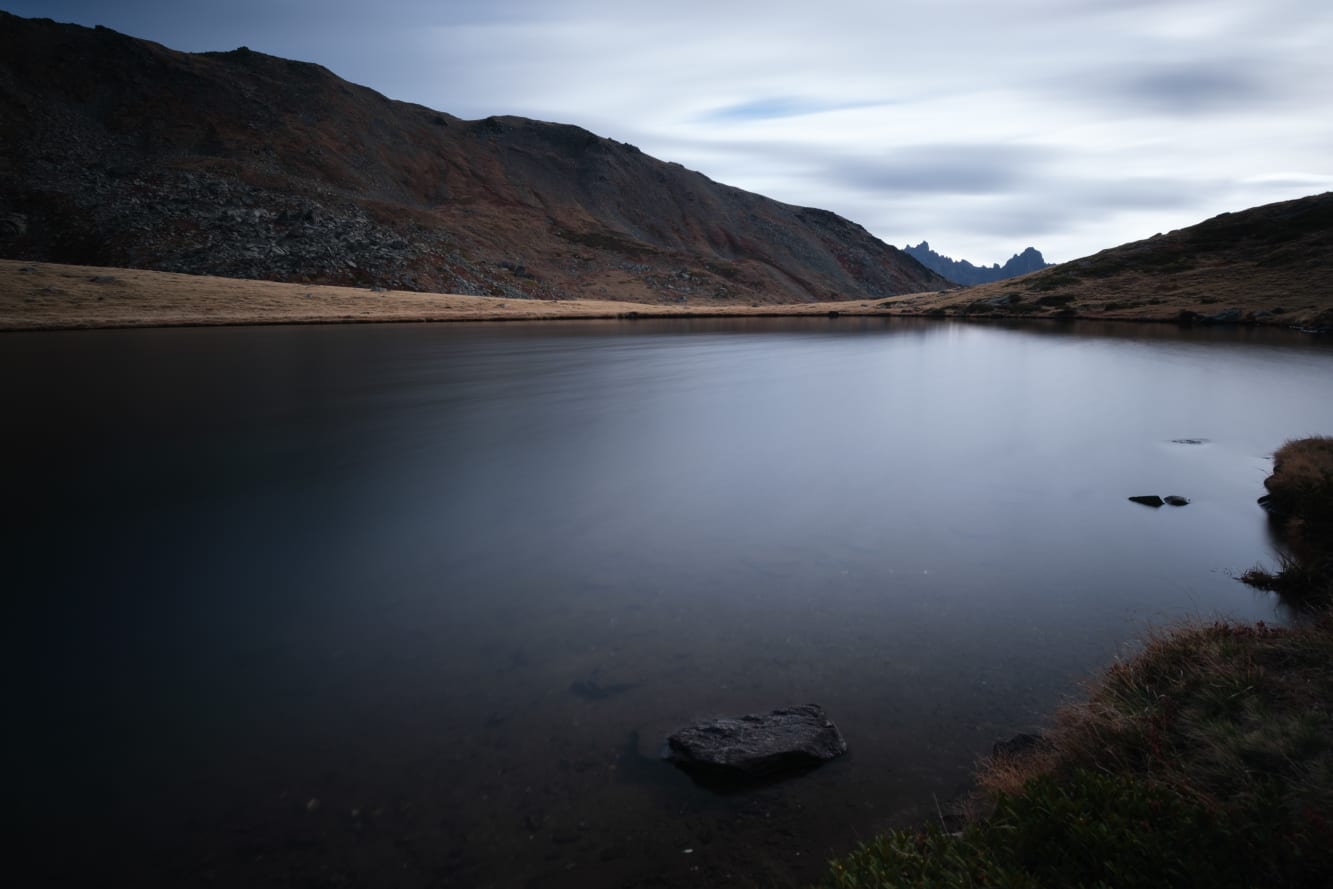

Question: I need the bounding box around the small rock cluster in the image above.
[1129,495,1190,508]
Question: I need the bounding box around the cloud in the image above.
[1104,62,1278,116]
[698,97,891,123]
[1240,172,1333,190]
[9,0,1333,264]
[823,144,1056,197]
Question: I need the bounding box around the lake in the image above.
[6,317,1333,888]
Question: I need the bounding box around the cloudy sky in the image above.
[8,0,1333,264]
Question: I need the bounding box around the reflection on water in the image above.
[5,318,1333,887]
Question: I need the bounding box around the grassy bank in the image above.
[824,438,1333,888]
[1242,437,1333,605]
[0,259,927,330]
[5,258,1332,332]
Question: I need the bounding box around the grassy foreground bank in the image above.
[824,438,1333,888]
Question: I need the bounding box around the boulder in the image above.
[1129,495,1165,507]
[992,732,1049,759]
[1205,308,1242,324]
[663,704,847,777]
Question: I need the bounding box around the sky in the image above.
[7,1,1333,264]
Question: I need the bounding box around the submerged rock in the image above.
[663,704,848,777]
[570,678,638,701]
[992,732,1050,759]
[1129,495,1165,507]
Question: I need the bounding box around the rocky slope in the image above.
[893,192,1333,330]
[0,12,947,303]
[902,242,1051,286]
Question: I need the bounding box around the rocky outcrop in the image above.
[0,11,949,304]
[663,704,848,778]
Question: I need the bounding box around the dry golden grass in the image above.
[4,256,1329,332]
[977,619,1333,810]
[897,262,1333,328]
[0,259,939,330]
[1266,437,1333,521]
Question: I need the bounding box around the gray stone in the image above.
[663,704,847,777]
[1129,495,1165,507]
[1205,308,1242,324]
[992,732,1049,759]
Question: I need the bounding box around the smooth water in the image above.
[6,317,1333,887]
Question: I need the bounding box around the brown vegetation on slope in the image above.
[0,11,947,305]
[887,192,1333,330]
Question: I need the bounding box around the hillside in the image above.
[0,12,947,305]
[902,242,1051,286]
[891,193,1333,330]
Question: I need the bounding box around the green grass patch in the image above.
[825,770,1273,889]
[825,615,1333,887]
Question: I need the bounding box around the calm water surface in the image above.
[6,317,1333,887]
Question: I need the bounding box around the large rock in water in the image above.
[662,704,848,777]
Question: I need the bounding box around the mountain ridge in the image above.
[902,241,1052,286]
[0,11,948,303]
[895,191,1333,330]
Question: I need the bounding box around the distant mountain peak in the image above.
[903,242,1052,286]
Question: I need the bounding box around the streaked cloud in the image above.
[699,98,892,124]
[7,0,1333,264]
